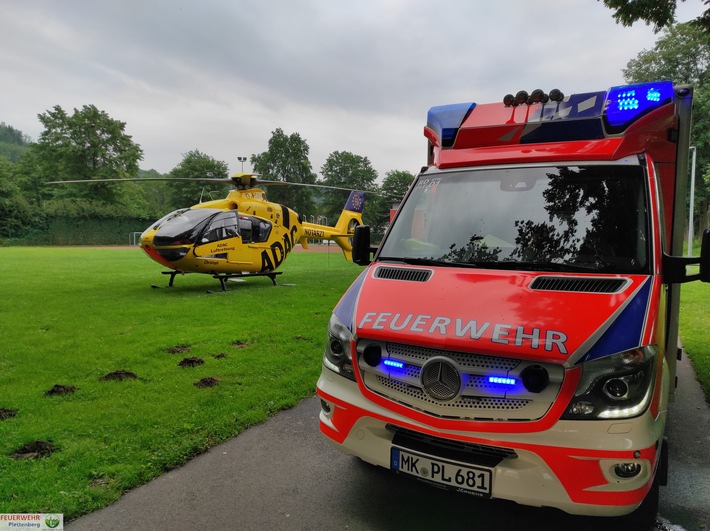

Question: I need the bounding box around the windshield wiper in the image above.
[562,258,617,271]
[379,256,474,268]
[468,260,617,273]
[380,257,619,273]
[466,260,564,271]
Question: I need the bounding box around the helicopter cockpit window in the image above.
[153,208,222,246]
[151,208,190,230]
[238,215,272,243]
[201,211,240,244]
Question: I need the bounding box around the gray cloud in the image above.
[1,0,705,178]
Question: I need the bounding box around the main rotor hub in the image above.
[231,172,258,189]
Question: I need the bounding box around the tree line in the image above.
[0,112,413,245]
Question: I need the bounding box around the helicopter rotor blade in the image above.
[253,179,368,193]
[47,175,369,193]
[46,174,398,198]
[46,177,233,184]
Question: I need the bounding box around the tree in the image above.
[0,123,33,163]
[622,22,710,235]
[12,149,43,208]
[251,128,317,217]
[0,156,35,240]
[601,0,710,33]
[368,170,415,241]
[168,150,230,209]
[319,151,378,225]
[623,23,710,84]
[138,168,173,218]
[35,104,143,205]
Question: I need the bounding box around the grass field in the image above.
[679,280,710,401]
[0,247,708,520]
[0,246,362,519]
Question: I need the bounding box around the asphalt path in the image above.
[68,354,710,531]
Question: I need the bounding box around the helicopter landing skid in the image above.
[151,270,185,288]
[154,270,282,291]
[212,271,283,292]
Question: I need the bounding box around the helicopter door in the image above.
[238,215,272,243]
[193,211,241,260]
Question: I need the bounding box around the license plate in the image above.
[391,447,492,497]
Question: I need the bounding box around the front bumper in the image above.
[317,368,666,517]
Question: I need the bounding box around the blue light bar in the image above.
[427,102,476,147]
[605,81,674,128]
[488,376,516,386]
[383,359,405,369]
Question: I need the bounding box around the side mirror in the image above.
[700,228,710,283]
[663,228,710,283]
[352,225,372,266]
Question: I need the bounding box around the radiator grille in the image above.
[374,266,432,282]
[530,276,628,293]
[358,341,564,421]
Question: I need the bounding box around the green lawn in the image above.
[0,246,362,518]
[679,280,710,402]
[0,247,707,520]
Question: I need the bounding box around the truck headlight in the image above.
[323,314,356,381]
[561,346,657,420]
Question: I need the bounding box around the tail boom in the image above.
[299,191,365,260]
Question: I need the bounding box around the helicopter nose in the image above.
[141,243,177,270]
[139,229,176,269]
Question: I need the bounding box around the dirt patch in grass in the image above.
[194,377,219,388]
[100,370,138,381]
[231,340,250,349]
[11,440,56,460]
[45,384,77,396]
[179,357,204,368]
[0,408,18,420]
[167,345,191,354]
[213,353,228,359]
[88,476,110,488]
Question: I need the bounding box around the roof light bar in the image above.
[605,81,674,128]
[426,102,476,147]
[428,81,675,149]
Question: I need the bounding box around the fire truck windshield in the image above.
[379,164,650,274]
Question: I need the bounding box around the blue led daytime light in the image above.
[488,376,516,386]
[383,359,405,369]
[605,81,673,128]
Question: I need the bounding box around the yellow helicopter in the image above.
[51,173,366,291]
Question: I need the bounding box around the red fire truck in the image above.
[317,82,709,526]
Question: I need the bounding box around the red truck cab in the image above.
[317,82,709,527]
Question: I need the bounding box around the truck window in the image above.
[379,164,649,274]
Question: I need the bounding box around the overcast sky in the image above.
[1,0,705,181]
